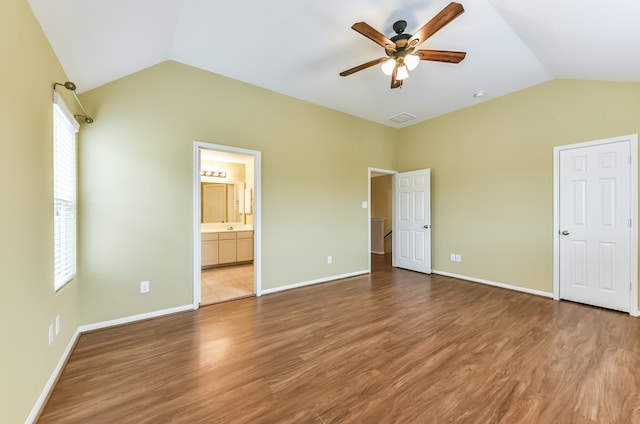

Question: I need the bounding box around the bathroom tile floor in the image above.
[201,264,254,305]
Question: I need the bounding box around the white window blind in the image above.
[53,93,79,291]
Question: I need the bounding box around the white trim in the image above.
[553,144,560,301]
[432,269,554,298]
[78,304,194,333]
[553,134,639,316]
[368,168,397,273]
[630,138,639,316]
[260,270,369,295]
[371,250,385,255]
[26,328,81,424]
[193,142,263,305]
[192,146,202,307]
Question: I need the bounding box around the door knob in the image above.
[561,230,570,235]
[424,225,430,229]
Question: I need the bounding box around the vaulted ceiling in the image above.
[28,0,640,128]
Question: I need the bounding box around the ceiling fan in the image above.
[339,2,466,89]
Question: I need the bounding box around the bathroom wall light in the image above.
[201,170,227,178]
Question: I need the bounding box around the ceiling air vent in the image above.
[389,112,416,124]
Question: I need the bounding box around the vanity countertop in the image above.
[201,224,254,234]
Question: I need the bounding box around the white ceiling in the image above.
[28,0,640,128]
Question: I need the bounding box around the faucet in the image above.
[227,226,234,230]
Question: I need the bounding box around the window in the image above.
[53,93,79,291]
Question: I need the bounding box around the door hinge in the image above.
[630,281,633,292]
[629,155,632,164]
[629,218,632,228]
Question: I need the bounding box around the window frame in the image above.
[53,92,79,291]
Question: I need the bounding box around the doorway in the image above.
[369,168,396,271]
[553,134,638,315]
[193,142,262,307]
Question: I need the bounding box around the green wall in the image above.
[398,79,640,293]
[77,60,398,325]
[0,0,81,422]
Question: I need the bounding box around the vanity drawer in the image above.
[219,232,236,240]
[201,232,218,241]
[237,231,253,239]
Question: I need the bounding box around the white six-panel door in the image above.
[394,169,431,273]
[558,140,631,312]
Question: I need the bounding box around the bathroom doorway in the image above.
[193,142,262,307]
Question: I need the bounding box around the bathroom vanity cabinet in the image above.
[201,230,253,268]
[236,231,254,262]
[218,232,238,264]
[201,232,219,267]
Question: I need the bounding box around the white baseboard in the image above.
[261,270,369,295]
[433,271,640,316]
[78,304,195,333]
[26,328,81,424]
[27,304,194,423]
[432,269,554,298]
[371,250,385,255]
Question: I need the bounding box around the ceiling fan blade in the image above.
[415,49,466,63]
[351,22,395,49]
[391,67,402,89]
[408,2,464,48]
[339,57,387,77]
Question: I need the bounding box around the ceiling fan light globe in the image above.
[396,65,409,80]
[381,58,396,76]
[405,54,420,71]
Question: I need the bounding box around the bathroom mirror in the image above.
[201,182,245,223]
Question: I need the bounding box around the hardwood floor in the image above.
[39,255,640,423]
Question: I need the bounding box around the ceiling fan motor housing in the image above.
[387,20,414,60]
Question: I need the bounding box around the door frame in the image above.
[553,134,638,316]
[368,168,397,272]
[193,141,262,308]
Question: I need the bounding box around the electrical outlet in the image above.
[450,253,456,261]
[455,254,462,262]
[140,280,150,293]
[48,324,54,345]
[55,315,60,335]
[327,256,332,264]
